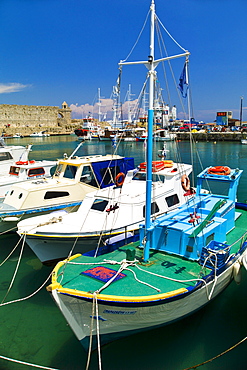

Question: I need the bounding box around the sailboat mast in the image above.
[143,0,155,261]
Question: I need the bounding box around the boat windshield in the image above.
[63,165,78,179]
[133,172,165,182]
[80,165,98,187]
[0,151,13,161]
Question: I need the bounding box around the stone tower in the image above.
[58,101,72,124]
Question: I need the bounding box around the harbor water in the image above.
[0,135,246,370]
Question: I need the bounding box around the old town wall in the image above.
[0,101,77,136]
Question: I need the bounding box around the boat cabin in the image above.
[1,154,135,212]
[140,167,242,261]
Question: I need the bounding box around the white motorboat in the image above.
[0,138,31,175]
[0,144,135,233]
[0,158,56,202]
[30,131,50,137]
[17,158,194,264]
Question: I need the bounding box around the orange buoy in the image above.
[115,172,125,186]
[207,166,231,175]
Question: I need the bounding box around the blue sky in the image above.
[1,0,247,123]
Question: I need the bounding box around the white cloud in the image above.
[70,98,141,121]
[0,83,29,94]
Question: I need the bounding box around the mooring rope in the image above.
[0,271,52,307]
[183,336,247,370]
[1,233,26,303]
[0,355,59,370]
[0,225,17,234]
[0,233,25,267]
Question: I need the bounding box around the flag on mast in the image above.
[178,63,189,98]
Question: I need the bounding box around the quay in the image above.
[176,131,246,142]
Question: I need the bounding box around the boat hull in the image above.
[51,255,245,351]
[23,228,139,264]
[0,203,81,234]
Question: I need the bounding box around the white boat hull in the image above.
[20,228,138,263]
[51,256,245,350]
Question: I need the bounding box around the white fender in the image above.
[242,254,247,271]
[233,261,242,284]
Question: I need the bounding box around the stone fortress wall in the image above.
[0,101,78,136]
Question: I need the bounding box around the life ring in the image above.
[181,174,190,191]
[16,160,35,165]
[207,166,231,175]
[115,172,125,186]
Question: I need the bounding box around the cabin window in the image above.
[165,194,179,207]
[133,172,146,181]
[63,165,78,179]
[0,152,13,161]
[100,166,120,186]
[143,202,160,217]
[80,165,98,187]
[91,199,108,212]
[44,191,70,199]
[9,166,20,176]
[18,193,23,199]
[28,167,45,177]
[133,172,165,182]
[152,174,165,182]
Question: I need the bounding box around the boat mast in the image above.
[240,96,243,127]
[143,0,155,261]
[119,0,190,261]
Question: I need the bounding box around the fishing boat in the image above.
[17,154,194,264]
[29,131,50,137]
[0,143,134,233]
[241,139,247,145]
[46,0,247,352]
[153,129,176,141]
[0,158,56,202]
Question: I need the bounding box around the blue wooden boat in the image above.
[46,0,247,353]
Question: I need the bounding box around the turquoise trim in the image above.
[0,201,82,218]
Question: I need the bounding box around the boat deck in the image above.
[57,247,203,298]
[54,208,247,299]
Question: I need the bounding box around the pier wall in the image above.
[176,132,246,142]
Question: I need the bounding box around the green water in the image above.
[0,135,246,370]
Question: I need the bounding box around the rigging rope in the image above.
[121,9,150,62]
[156,15,188,52]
